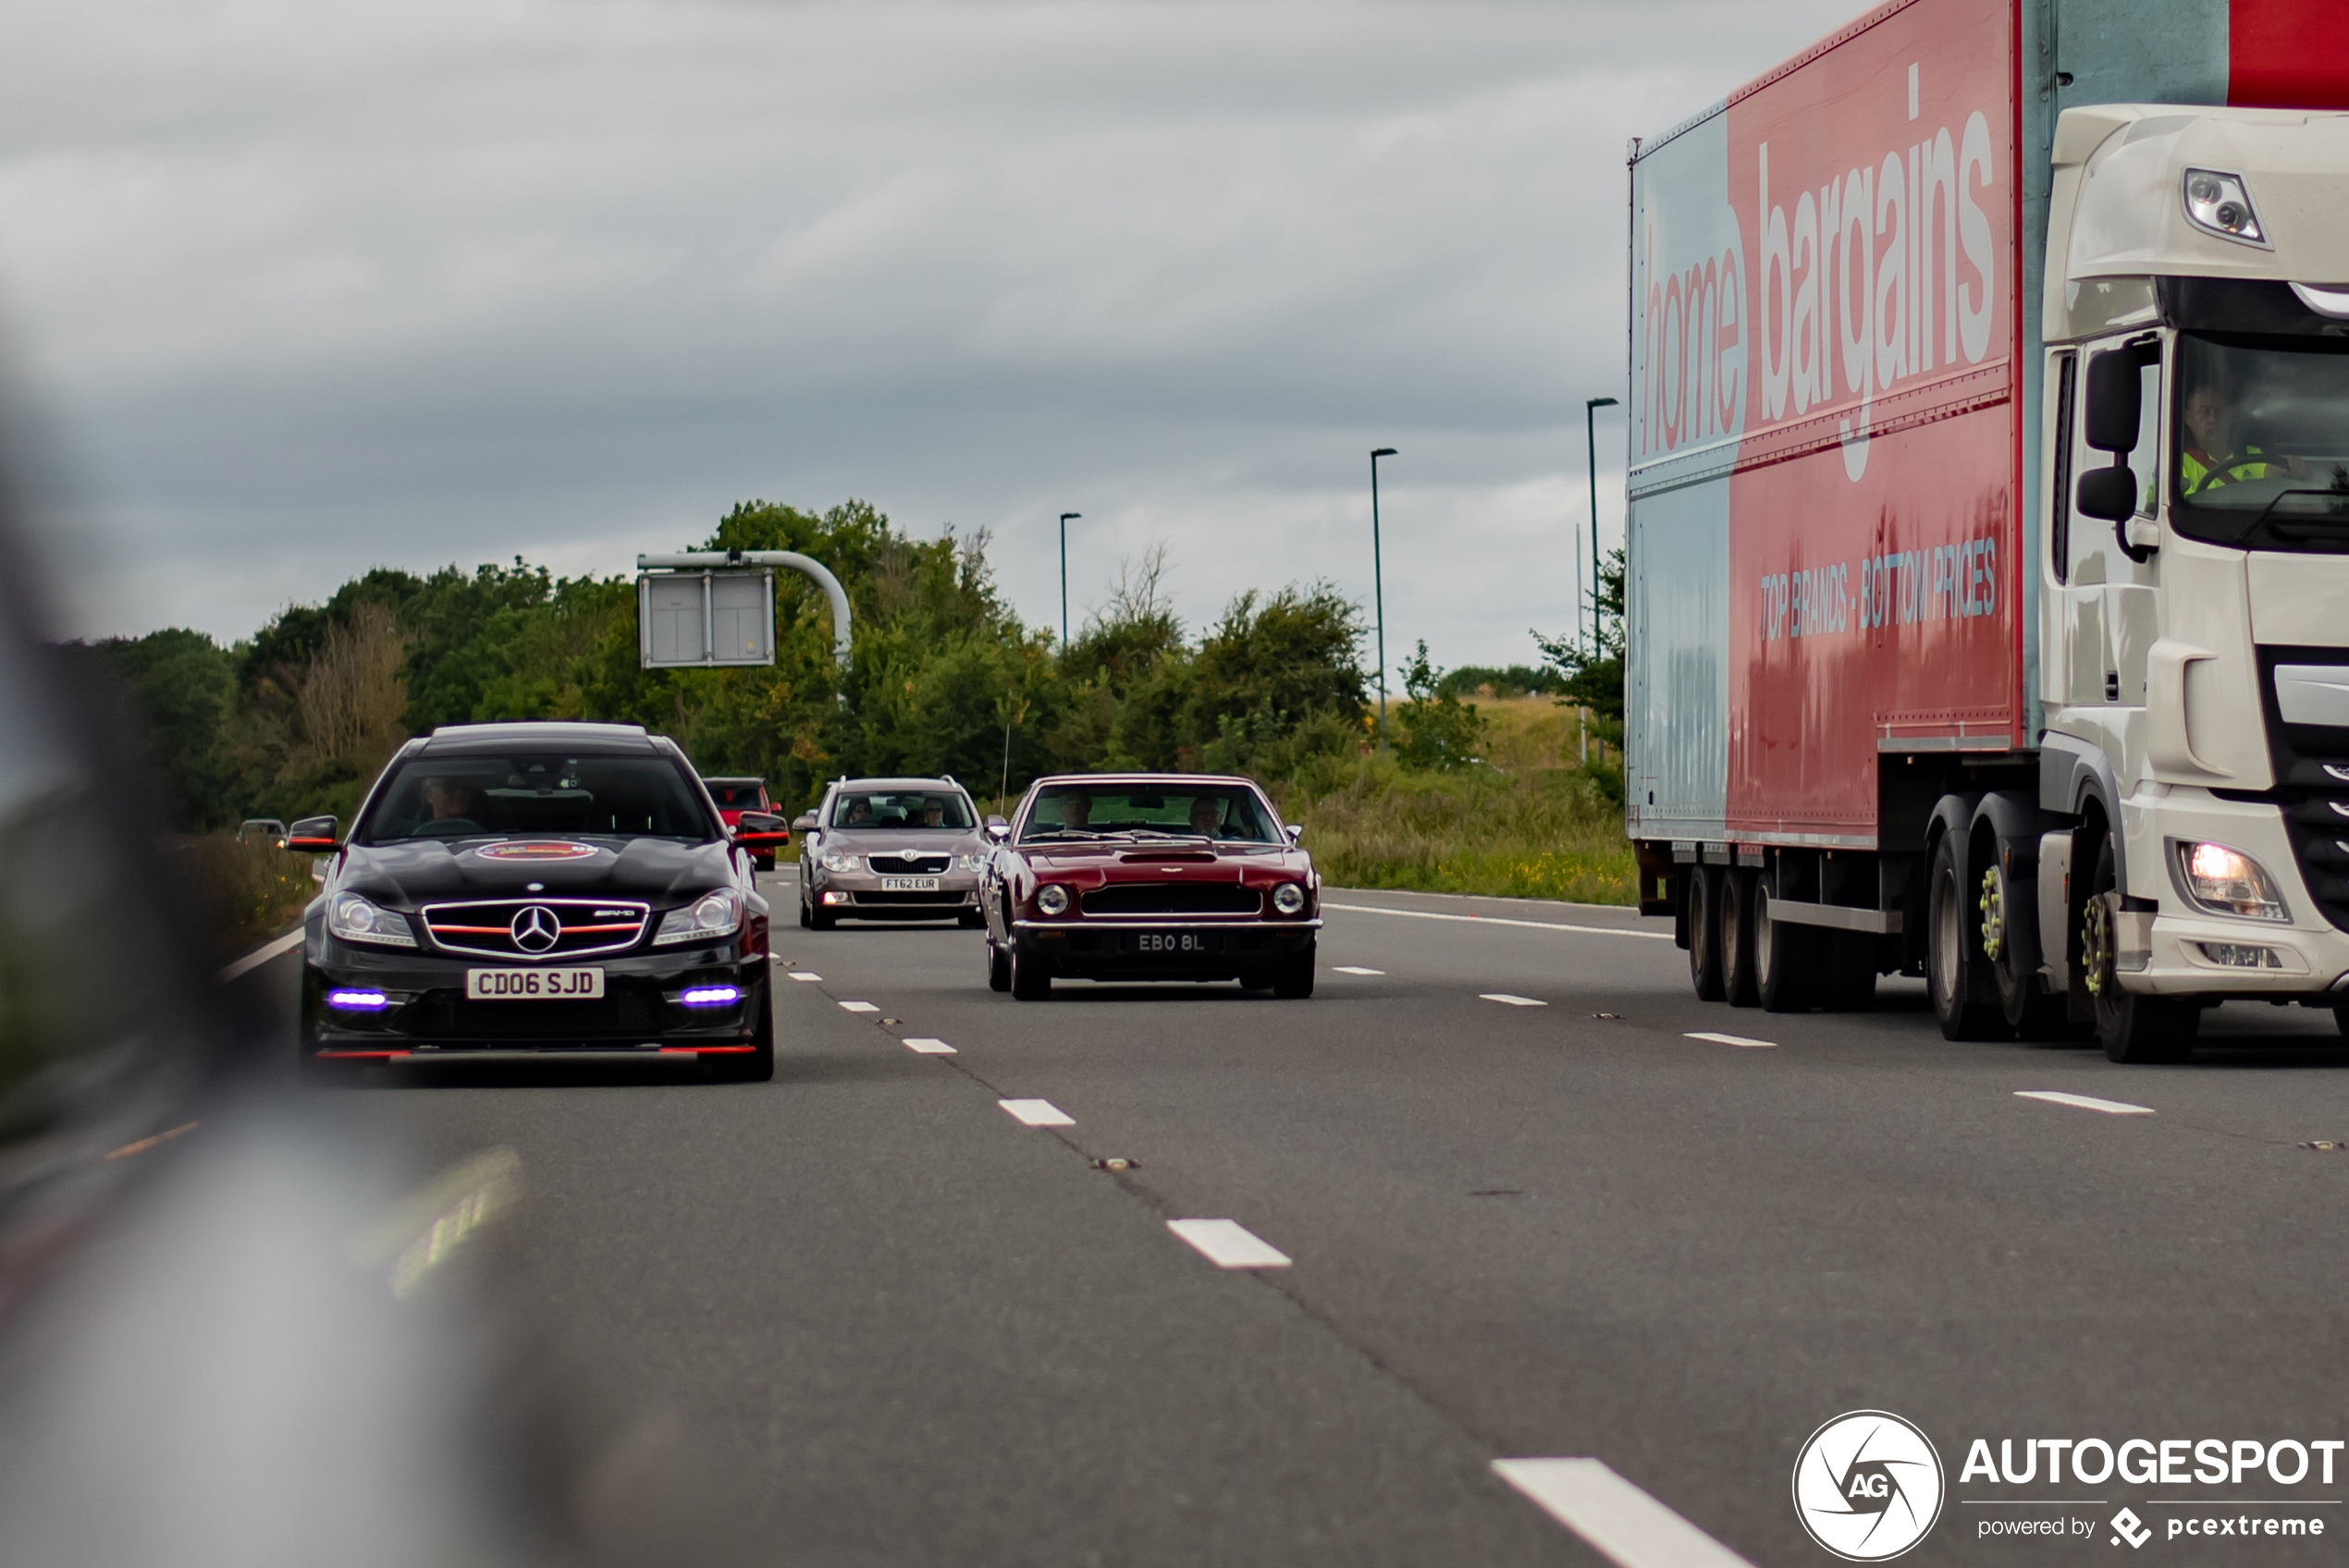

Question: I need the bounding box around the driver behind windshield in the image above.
[423,777,479,825]
[2181,376,2306,496]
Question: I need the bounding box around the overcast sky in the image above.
[2,0,1858,673]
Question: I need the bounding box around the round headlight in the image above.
[1273,882,1307,915]
[1036,883,1071,915]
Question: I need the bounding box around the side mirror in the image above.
[734,812,792,850]
[2083,346,2146,452]
[286,815,339,852]
[986,815,1010,841]
[2075,465,2138,521]
[791,813,818,835]
[1285,823,1305,844]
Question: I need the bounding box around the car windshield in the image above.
[359,754,717,843]
[829,790,974,829]
[2172,333,2349,550]
[1021,784,1281,843]
[704,781,766,809]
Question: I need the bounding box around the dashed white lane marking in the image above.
[787,971,824,982]
[2015,1090,2155,1116]
[902,1036,956,1054]
[1333,965,1384,975]
[1166,1218,1291,1269]
[1493,1458,1756,1568]
[999,1097,1074,1126]
[1324,902,1672,940]
[1686,1031,1777,1048]
[219,927,303,982]
[839,1000,880,1013]
[1482,993,1547,1008]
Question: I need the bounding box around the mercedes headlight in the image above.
[2173,840,2289,922]
[820,851,861,874]
[1035,883,1071,915]
[328,891,416,949]
[1272,882,1308,915]
[654,887,745,946]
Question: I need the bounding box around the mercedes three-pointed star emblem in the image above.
[510,905,561,953]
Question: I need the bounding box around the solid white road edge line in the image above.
[902,1037,956,1055]
[1332,965,1384,975]
[219,927,303,983]
[839,1000,880,1013]
[1685,1032,1777,1048]
[1482,993,1548,1008]
[2014,1090,2155,1116]
[1323,902,1672,940]
[1166,1218,1290,1269]
[1492,1458,1756,1568]
[999,1097,1074,1126]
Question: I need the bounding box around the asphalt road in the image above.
[236,874,2349,1566]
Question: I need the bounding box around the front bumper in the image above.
[2118,790,2349,999]
[816,873,981,917]
[301,931,768,1057]
[1010,917,1320,980]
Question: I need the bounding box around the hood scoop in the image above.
[1118,851,1216,864]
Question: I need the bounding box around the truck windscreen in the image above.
[2172,334,2349,551]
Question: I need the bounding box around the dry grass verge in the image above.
[169,833,319,960]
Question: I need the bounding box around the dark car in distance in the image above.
[979,773,1319,999]
[295,721,776,1078]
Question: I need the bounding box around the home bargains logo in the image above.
[1794,1411,1946,1561]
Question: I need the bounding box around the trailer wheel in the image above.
[1688,864,1727,1001]
[1929,834,2005,1040]
[2083,836,2195,1062]
[1719,869,1762,1007]
[1754,882,1815,1012]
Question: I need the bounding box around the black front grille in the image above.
[2257,648,2349,932]
[415,987,665,1039]
[420,899,650,959]
[866,852,953,876]
[1082,882,1261,915]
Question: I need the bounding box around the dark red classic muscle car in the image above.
[978,773,1319,998]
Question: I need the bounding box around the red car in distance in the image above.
[703,776,784,869]
[979,773,1319,999]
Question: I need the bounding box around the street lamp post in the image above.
[1058,512,1082,645]
[1583,397,1618,767]
[1369,447,1396,756]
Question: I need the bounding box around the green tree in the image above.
[1392,640,1486,771]
[1533,545,1625,723]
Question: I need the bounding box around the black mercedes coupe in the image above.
[295,721,785,1079]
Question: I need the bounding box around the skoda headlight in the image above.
[1036,883,1071,915]
[328,891,416,949]
[1272,882,1308,915]
[655,887,745,946]
[820,851,861,874]
[2173,840,2289,922]
[957,852,988,872]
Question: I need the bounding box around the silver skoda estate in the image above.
[793,777,989,929]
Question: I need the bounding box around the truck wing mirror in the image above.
[286,815,339,852]
[2075,466,2138,521]
[2083,346,2146,452]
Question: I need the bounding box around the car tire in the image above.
[1719,868,1759,1008]
[958,909,986,929]
[1753,883,1814,1013]
[755,853,776,873]
[811,900,838,931]
[1929,833,2006,1041]
[797,882,814,928]
[1271,945,1315,998]
[709,993,777,1082]
[986,934,1012,992]
[2334,1004,2349,1039]
[1009,940,1052,1000]
[2084,836,2197,1063]
[1688,863,1727,1002]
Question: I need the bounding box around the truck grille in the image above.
[2259,651,2349,932]
[1082,883,1261,915]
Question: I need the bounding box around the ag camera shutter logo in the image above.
[1793,1411,1945,1561]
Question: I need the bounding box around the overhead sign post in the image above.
[634,550,853,670]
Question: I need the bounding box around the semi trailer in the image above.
[1623,0,2349,1059]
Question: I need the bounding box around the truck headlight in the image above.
[820,851,860,874]
[2173,840,2289,922]
[654,887,744,946]
[328,891,416,949]
[1036,884,1071,915]
[2183,168,2267,246]
[1272,882,1307,914]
